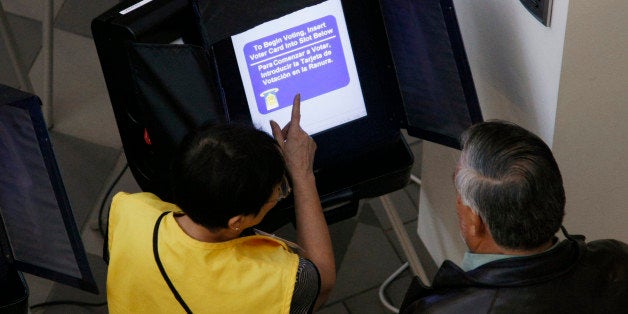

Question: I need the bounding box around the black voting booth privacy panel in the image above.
[0,85,99,310]
[92,0,481,230]
[380,0,482,148]
[92,0,221,200]
[92,0,411,230]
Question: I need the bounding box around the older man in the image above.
[400,120,628,313]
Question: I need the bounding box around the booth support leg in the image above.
[379,194,429,285]
[377,175,429,312]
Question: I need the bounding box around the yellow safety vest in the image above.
[107,192,299,313]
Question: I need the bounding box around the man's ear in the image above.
[466,208,484,237]
[227,215,244,232]
[456,195,483,237]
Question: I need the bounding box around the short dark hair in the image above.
[455,120,565,250]
[170,123,285,230]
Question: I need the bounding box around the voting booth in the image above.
[92,0,481,230]
[0,85,98,311]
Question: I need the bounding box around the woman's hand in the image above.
[270,93,317,182]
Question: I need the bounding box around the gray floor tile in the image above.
[24,254,106,313]
[86,157,143,256]
[357,201,383,228]
[384,221,439,282]
[37,253,108,314]
[383,270,414,309]
[384,220,418,262]
[326,215,359,269]
[404,183,420,208]
[81,156,129,256]
[81,221,106,258]
[318,302,349,314]
[54,0,119,38]
[29,29,120,148]
[109,161,143,195]
[273,213,357,271]
[0,13,41,88]
[23,273,55,307]
[368,187,419,230]
[1,0,66,22]
[344,287,395,314]
[50,131,119,229]
[327,223,403,303]
[409,140,423,178]
[342,271,412,313]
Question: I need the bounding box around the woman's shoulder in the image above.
[110,192,181,227]
[112,191,162,205]
[112,192,179,213]
[236,235,300,264]
[239,235,294,251]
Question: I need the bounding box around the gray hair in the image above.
[454,120,565,250]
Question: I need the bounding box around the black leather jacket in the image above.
[400,235,628,313]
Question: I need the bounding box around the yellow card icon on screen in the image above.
[260,88,280,111]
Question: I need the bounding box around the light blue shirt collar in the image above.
[460,240,560,272]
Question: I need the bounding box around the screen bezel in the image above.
[211,0,403,169]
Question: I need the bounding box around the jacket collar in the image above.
[432,236,585,288]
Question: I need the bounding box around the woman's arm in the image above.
[270,94,335,311]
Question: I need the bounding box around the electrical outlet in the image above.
[520,0,553,27]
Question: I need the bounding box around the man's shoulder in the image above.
[580,238,628,276]
[585,238,628,255]
[401,238,628,313]
[400,275,497,314]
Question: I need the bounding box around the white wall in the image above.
[552,0,628,242]
[452,0,569,144]
[418,0,570,266]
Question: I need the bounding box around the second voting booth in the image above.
[0,86,98,310]
[91,0,481,231]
